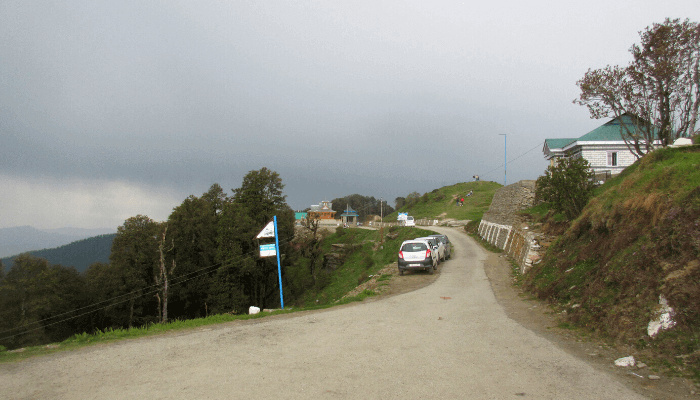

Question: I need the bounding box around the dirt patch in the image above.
[343,261,440,300]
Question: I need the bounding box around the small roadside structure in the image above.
[340,206,359,225]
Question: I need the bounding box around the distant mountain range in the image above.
[0,226,115,259]
[1,233,116,273]
[0,226,116,273]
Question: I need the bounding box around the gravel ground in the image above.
[1,227,696,399]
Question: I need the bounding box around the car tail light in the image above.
[398,251,404,259]
[425,250,431,258]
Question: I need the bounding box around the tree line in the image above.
[0,168,300,350]
[328,194,395,221]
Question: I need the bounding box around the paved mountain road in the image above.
[1,227,646,399]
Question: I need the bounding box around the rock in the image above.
[648,375,661,380]
[636,362,647,369]
[647,295,676,337]
[249,306,260,315]
[614,356,636,367]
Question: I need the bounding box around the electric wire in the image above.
[479,141,545,181]
[0,234,297,341]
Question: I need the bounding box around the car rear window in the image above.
[402,243,427,252]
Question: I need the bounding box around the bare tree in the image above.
[155,225,176,323]
[300,215,322,283]
[575,18,700,157]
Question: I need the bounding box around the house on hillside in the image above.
[340,206,360,225]
[308,200,336,220]
[543,114,660,179]
[294,212,307,226]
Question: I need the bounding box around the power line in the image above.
[0,234,297,342]
[479,141,544,181]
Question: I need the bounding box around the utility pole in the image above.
[380,197,383,226]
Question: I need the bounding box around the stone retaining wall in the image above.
[478,180,543,274]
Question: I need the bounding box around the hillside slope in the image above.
[387,181,501,221]
[524,145,700,380]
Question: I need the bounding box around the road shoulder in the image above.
[482,249,698,399]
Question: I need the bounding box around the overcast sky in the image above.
[2,1,698,230]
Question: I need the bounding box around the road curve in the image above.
[1,227,645,399]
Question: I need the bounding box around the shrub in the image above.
[314,270,332,290]
[536,157,595,220]
[360,254,375,270]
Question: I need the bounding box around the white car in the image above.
[405,216,415,227]
[397,240,438,275]
[415,236,445,263]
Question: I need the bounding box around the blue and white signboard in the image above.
[398,212,408,221]
[259,243,276,257]
[255,217,285,309]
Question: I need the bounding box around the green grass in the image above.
[299,226,437,307]
[519,202,566,222]
[385,181,501,221]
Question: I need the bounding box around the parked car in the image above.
[428,234,451,260]
[397,240,437,275]
[415,236,444,264]
[405,216,415,227]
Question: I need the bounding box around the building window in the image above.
[607,152,618,166]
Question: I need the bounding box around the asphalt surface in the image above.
[1,226,646,399]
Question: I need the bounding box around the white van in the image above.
[405,216,415,227]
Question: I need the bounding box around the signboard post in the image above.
[256,216,284,309]
[273,216,284,309]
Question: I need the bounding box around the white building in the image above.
[543,115,653,178]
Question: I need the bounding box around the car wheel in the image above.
[428,266,434,275]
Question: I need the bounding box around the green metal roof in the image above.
[544,138,576,150]
[575,115,635,142]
